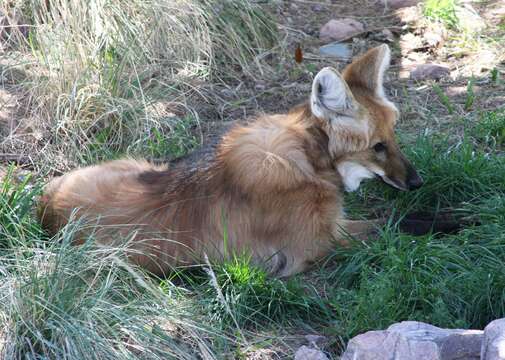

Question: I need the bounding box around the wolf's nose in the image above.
[407,175,423,191]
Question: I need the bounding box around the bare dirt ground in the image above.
[208,0,504,136]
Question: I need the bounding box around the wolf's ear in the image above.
[342,44,393,104]
[310,67,357,119]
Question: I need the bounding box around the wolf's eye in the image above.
[373,142,387,152]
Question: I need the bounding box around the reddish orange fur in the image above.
[38,45,420,277]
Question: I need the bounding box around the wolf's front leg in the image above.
[334,219,385,245]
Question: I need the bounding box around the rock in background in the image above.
[410,64,450,81]
[319,19,364,43]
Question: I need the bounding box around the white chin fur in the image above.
[337,161,375,192]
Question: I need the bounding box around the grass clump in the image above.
[0,207,236,359]
[1,0,277,167]
[0,166,43,249]
[1,236,222,359]
[423,0,459,29]
[433,84,455,114]
[197,255,317,328]
[472,108,505,149]
[144,114,201,160]
[0,170,235,359]
[325,215,505,339]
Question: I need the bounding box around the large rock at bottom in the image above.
[481,318,505,360]
[341,321,483,360]
[319,19,364,42]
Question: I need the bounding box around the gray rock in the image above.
[319,42,352,59]
[305,334,328,347]
[341,321,482,360]
[319,19,364,43]
[410,64,450,81]
[379,0,421,9]
[371,28,395,43]
[294,345,328,360]
[481,318,505,360]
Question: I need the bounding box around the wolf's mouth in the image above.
[376,174,408,191]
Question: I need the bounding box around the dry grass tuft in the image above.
[0,0,277,172]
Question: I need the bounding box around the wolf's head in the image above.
[310,44,423,192]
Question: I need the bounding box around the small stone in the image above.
[410,64,450,81]
[319,19,365,43]
[481,318,505,360]
[319,42,352,59]
[379,0,421,9]
[311,4,323,12]
[294,346,329,360]
[372,28,395,42]
[382,29,395,41]
[305,334,327,346]
[246,348,278,360]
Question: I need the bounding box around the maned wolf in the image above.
[38,44,423,277]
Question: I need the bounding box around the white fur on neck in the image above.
[337,161,375,192]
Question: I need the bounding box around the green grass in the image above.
[1,237,223,359]
[464,77,475,111]
[472,108,505,149]
[144,115,201,160]
[202,255,319,328]
[0,166,43,249]
[433,84,455,114]
[423,0,459,29]
[81,113,201,164]
[491,68,500,84]
[325,215,505,334]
